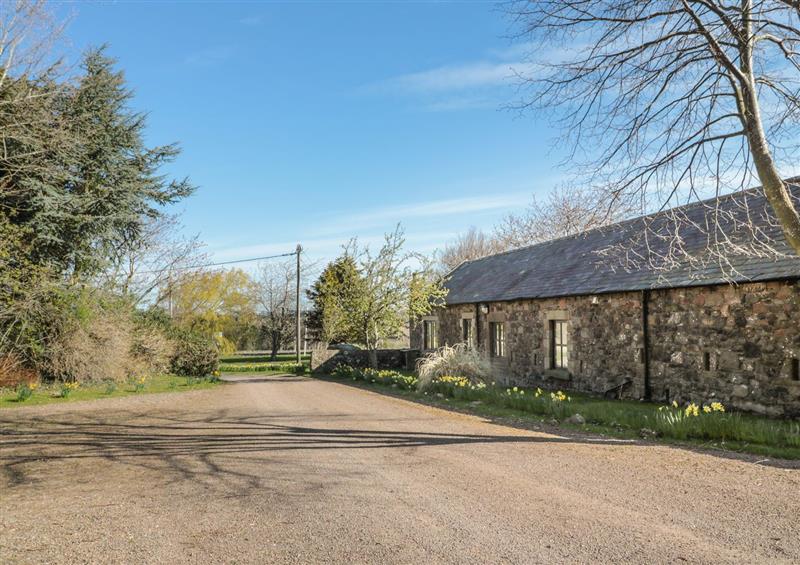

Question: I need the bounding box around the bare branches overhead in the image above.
[507,0,800,273]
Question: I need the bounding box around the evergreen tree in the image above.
[0,47,194,275]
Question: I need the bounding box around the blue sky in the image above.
[60,1,565,265]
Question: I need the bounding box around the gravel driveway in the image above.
[1,375,799,564]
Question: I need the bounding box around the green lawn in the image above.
[318,367,800,460]
[221,353,310,364]
[1,374,222,409]
[219,353,310,375]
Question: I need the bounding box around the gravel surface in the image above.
[1,375,799,564]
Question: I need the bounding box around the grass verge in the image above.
[221,353,310,364]
[1,374,222,409]
[317,367,800,461]
[219,362,307,375]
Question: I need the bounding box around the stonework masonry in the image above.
[411,280,800,417]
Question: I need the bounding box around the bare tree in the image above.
[438,226,504,271]
[0,0,64,88]
[254,261,297,361]
[100,214,207,307]
[0,1,68,207]
[508,1,800,271]
[494,184,634,249]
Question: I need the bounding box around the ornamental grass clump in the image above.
[416,343,492,391]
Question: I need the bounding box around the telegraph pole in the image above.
[295,244,302,364]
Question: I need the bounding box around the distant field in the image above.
[220,352,311,374]
[222,353,311,364]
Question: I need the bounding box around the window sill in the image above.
[544,369,572,381]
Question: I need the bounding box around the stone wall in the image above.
[411,280,800,417]
[648,281,800,417]
[310,344,420,374]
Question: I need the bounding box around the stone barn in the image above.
[411,186,800,417]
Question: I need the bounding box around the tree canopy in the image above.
[308,227,448,365]
[0,47,194,275]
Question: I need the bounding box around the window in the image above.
[792,358,800,381]
[422,320,438,350]
[489,322,505,357]
[703,352,711,371]
[550,320,568,369]
[461,318,473,345]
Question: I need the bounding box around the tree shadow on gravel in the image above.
[0,410,631,490]
[315,376,800,471]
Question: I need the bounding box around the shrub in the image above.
[416,343,492,390]
[129,323,175,378]
[214,334,237,356]
[104,380,117,395]
[42,289,132,382]
[170,331,219,377]
[0,355,39,388]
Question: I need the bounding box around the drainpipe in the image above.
[475,303,481,351]
[641,289,652,401]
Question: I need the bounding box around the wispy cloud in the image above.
[184,46,235,68]
[208,193,532,265]
[384,61,531,94]
[360,44,538,112]
[421,96,499,113]
[210,230,459,268]
[238,15,263,26]
[298,192,531,243]
[337,193,530,227]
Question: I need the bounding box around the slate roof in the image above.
[445,181,800,305]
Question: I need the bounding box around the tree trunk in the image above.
[746,127,800,255]
[270,332,280,362]
[739,56,800,255]
[368,348,378,369]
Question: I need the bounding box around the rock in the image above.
[639,428,659,439]
[732,384,749,398]
[469,400,482,406]
[566,413,585,425]
[547,418,559,426]
[743,342,761,358]
[435,393,445,399]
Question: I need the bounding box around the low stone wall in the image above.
[310,344,420,374]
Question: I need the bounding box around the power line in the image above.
[139,250,299,275]
[185,251,298,270]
